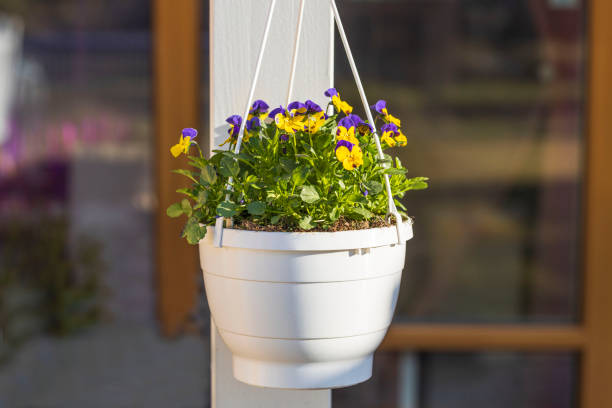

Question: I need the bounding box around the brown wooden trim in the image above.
[153,0,200,337]
[381,325,586,351]
[581,0,612,406]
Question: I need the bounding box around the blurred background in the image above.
[0,0,590,407]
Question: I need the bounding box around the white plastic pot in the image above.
[199,221,413,389]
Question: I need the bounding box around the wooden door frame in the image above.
[153,0,200,337]
[580,0,612,406]
[153,0,612,405]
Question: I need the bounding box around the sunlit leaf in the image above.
[216,201,237,217]
[300,185,320,203]
[166,203,183,218]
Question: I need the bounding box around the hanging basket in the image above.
[198,0,418,390]
[200,221,413,389]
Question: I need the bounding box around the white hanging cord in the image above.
[326,7,335,117]
[214,0,278,247]
[233,0,277,155]
[286,0,306,106]
[329,0,404,243]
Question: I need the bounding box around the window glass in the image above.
[335,0,585,323]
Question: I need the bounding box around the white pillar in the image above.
[209,1,334,406]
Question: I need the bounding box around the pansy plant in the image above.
[167,89,428,244]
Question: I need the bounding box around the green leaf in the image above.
[270,215,281,225]
[198,190,208,207]
[172,169,198,183]
[200,165,217,185]
[299,215,314,230]
[350,207,374,220]
[347,192,368,204]
[289,198,300,208]
[182,218,207,245]
[216,201,238,217]
[247,136,262,151]
[330,207,339,222]
[323,115,337,127]
[364,180,383,195]
[166,203,183,218]
[176,188,196,199]
[406,177,429,190]
[338,179,346,189]
[245,174,259,184]
[385,168,408,176]
[247,201,266,216]
[181,199,192,217]
[219,156,240,178]
[187,156,208,169]
[291,166,309,186]
[236,152,254,163]
[279,157,297,174]
[300,185,320,203]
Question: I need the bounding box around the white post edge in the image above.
[209,1,334,407]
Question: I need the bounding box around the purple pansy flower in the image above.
[181,128,198,139]
[268,106,286,119]
[225,115,242,136]
[335,139,355,152]
[246,117,260,131]
[250,99,269,114]
[338,116,356,129]
[349,114,364,126]
[324,88,339,98]
[346,114,365,128]
[339,114,372,134]
[305,100,322,113]
[363,190,369,197]
[381,122,399,136]
[288,101,307,113]
[371,100,387,114]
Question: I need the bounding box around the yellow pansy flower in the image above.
[335,141,363,170]
[385,113,401,127]
[332,95,353,116]
[170,128,197,157]
[395,132,407,147]
[372,100,401,127]
[381,130,397,147]
[336,125,359,145]
[275,113,305,134]
[305,112,325,133]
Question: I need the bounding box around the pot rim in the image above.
[201,220,413,251]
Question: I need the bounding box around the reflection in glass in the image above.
[336,0,585,323]
[0,1,208,406]
[333,351,577,408]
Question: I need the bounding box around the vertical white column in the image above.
[209,1,334,407]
